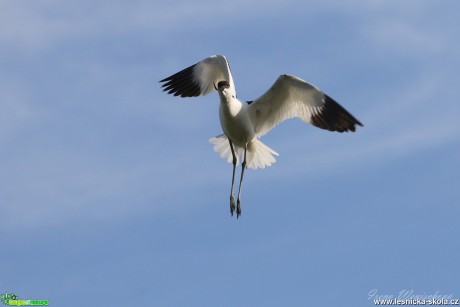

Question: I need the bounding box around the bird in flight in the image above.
[160,55,363,218]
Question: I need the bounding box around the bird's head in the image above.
[215,80,230,91]
[215,80,234,100]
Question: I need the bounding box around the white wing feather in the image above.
[248,74,362,137]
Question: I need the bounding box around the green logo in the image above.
[1,293,48,306]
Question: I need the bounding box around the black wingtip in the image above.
[311,95,363,133]
[159,63,202,98]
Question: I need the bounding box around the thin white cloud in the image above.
[363,19,443,56]
[0,79,39,141]
[0,0,289,56]
[270,118,459,182]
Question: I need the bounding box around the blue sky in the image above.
[1,0,459,306]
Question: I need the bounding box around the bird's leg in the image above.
[236,146,247,219]
[229,140,237,216]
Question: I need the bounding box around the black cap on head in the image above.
[217,81,230,89]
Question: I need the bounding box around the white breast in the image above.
[219,97,255,147]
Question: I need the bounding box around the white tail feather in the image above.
[209,134,279,169]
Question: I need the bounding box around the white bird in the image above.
[160,55,363,218]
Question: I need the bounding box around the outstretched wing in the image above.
[160,55,236,98]
[248,74,363,137]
